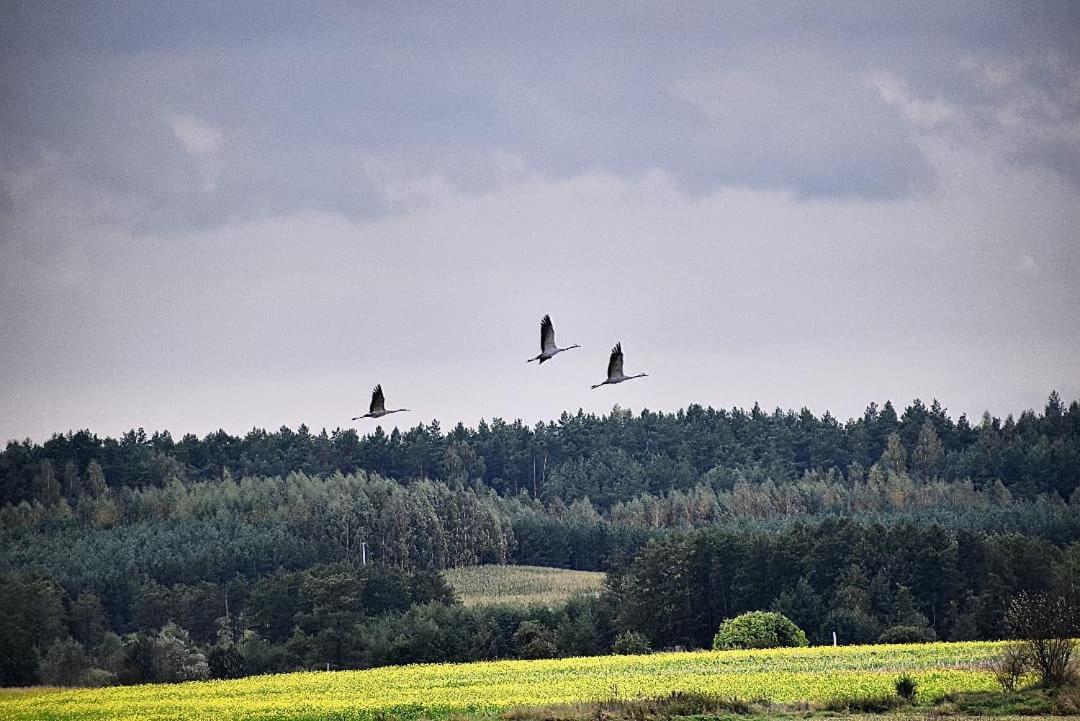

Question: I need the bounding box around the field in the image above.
[443,564,605,606]
[0,641,1008,721]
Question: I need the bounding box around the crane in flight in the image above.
[352,384,410,420]
[527,314,580,364]
[591,342,648,389]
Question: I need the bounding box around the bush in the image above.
[79,668,117,687]
[1005,592,1078,688]
[150,623,209,682]
[713,611,808,650]
[878,625,936,644]
[989,643,1029,692]
[207,644,246,679]
[895,674,918,701]
[612,631,651,655]
[513,621,557,659]
[39,638,90,686]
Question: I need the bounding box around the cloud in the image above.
[2,2,1080,441]
[870,74,961,129]
[3,134,1078,442]
[168,113,222,157]
[168,113,223,192]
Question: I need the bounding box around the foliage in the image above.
[988,642,1029,692]
[4,393,1079,509]
[712,611,808,650]
[879,625,936,644]
[894,673,917,701]
[612,631,651,655]
[148,623,209,683]
[3,392,1080,687]
[0,641,1006,721]
[39,639,91,687]
[513,621,557,659]
[1004,591,1078,687]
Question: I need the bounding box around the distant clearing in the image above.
[443,564,605,606]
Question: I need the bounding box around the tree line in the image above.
[1,393,1078,686]
[3,393,1078,508]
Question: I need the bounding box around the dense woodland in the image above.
[1,393,1078,686]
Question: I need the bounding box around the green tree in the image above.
[912,420,945,478]
[612,631,651,655]
[880,433,907,475]
[70,592,107,648]
[514,620,557,659]
[35,459,61,507]
[39,638,91,686]
[712,611,808,650]
[85,460,108,497]
[150,623,209,682]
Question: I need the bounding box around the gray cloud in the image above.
[3,1,1076,231]
[1,2,1079,441]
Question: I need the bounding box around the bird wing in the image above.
[607,343,624,379]
[540,314,556,352]
[369,384,386,413]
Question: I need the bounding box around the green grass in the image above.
[443,564,605,606]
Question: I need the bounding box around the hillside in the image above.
[2,396,1079,689]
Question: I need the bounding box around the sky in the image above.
[2,1,1079,443]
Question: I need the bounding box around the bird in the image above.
[591,342,648,389]
[352,384,409,420]
[527,314,580,363]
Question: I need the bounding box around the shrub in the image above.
[513,620,557,659]
[878,625,936,644]
[150,623,209,682]
[39,638,91,686]
[989,643,1029,692]
[612,631,651,655]
[207,644,246,679]
[79,668,117,687]
[895,674,918,701]
[1005,592,1078,688]
[713,611,808,650]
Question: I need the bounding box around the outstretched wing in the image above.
[540,314,556,352]
[369,384,386,414]
[606,343,624,380]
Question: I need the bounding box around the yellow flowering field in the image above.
[0,641,1004,721]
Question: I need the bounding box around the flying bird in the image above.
[591,342,648,389]
[527,314,580,363]
[352,385,409,420]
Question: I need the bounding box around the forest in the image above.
[1,393,1078,686]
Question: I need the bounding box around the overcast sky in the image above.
[2,2,1079,443]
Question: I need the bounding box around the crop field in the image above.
[0,641,1007,721]
[443,564,605,606]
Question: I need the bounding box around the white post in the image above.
[832,631,837,646]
